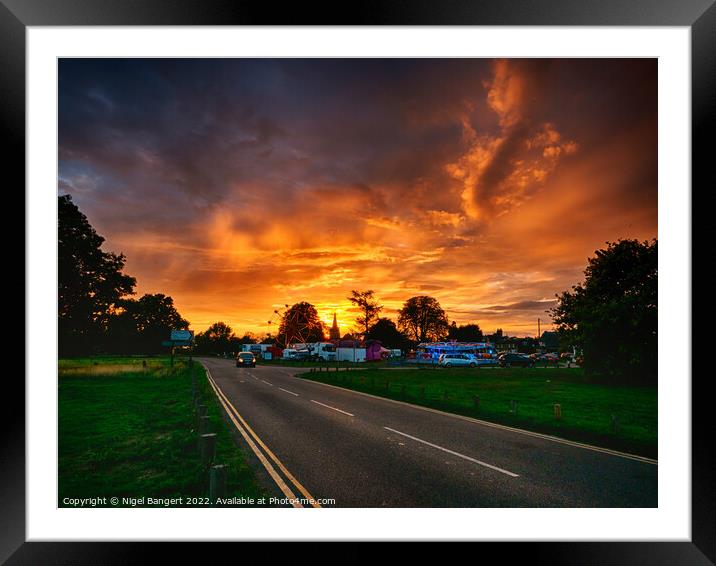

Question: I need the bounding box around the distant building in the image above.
[486,331,541,354]
[329,313,341,340]
[540,331,559,349]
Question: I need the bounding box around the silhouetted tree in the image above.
[58,194,136,356]
[551,239,657,383]
[278,302,325,346]
[366,317,412,350]
[238,332,259,344]
[347,290,383,339]
[195,322,236,355]
[111,294,189,354]
[447,322,484,342]
[398,296,449,343]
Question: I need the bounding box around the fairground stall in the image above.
[413,341,498,364]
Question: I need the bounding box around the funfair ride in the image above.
[415,341,497,363]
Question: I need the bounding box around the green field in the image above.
[298,366,657,457]
[59,356,270,507]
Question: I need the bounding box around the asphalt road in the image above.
[200,357,657,508]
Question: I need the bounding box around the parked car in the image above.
[498,353,535,368]
[546,353,560,364]
[438,354,477,368]
[236,352,256,368]
[466,353,499,366]
[533,352,560,365]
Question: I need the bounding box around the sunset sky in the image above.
[58,58,657,338]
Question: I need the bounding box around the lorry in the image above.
[289,342,337,361]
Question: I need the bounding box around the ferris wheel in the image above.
[266,305,286,345]
[267,304,314,349]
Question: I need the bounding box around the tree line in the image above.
[267,239,658,386]
[271,291,483,351]
[59,194,657,383]
[59,195,189,356]
[191,293,487,357]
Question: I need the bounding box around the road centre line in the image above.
[310,400,355,417]
[279,387,300,396]
[302,377,656,465]
[203,365,321,508]
[261,379,274,386]
[384,427,520,478]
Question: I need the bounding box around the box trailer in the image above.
[336,347,366,362]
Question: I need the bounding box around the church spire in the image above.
[329,312,340,340]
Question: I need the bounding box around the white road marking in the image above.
[203,368,304,507]
[261,379,274,386]
[202,364,321,508]
[305,378,656,465]
[279,387,299,397]
[310,400,354,417]
[384,426,520,478]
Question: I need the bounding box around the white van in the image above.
[282,348,298,360]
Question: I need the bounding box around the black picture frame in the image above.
[5,0,708,563]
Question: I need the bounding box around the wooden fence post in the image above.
[199,415,211,435]
[209,465,227,501]
[199,433,217,466]
[610,414,620,434]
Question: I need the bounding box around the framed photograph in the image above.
[8,0,708,562]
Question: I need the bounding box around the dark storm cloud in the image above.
[476,119,532,201]
[58,58,657,335]
[481,300,557,312]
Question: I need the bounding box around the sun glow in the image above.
[60,58,657,339]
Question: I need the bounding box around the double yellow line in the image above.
[204,366,321,508]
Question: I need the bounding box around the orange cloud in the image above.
[61,58,656,338]
[448,61,579,221]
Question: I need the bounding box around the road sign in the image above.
[171,329,194,342]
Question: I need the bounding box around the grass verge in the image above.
[297,366,657,458]
[59,356,269,507]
